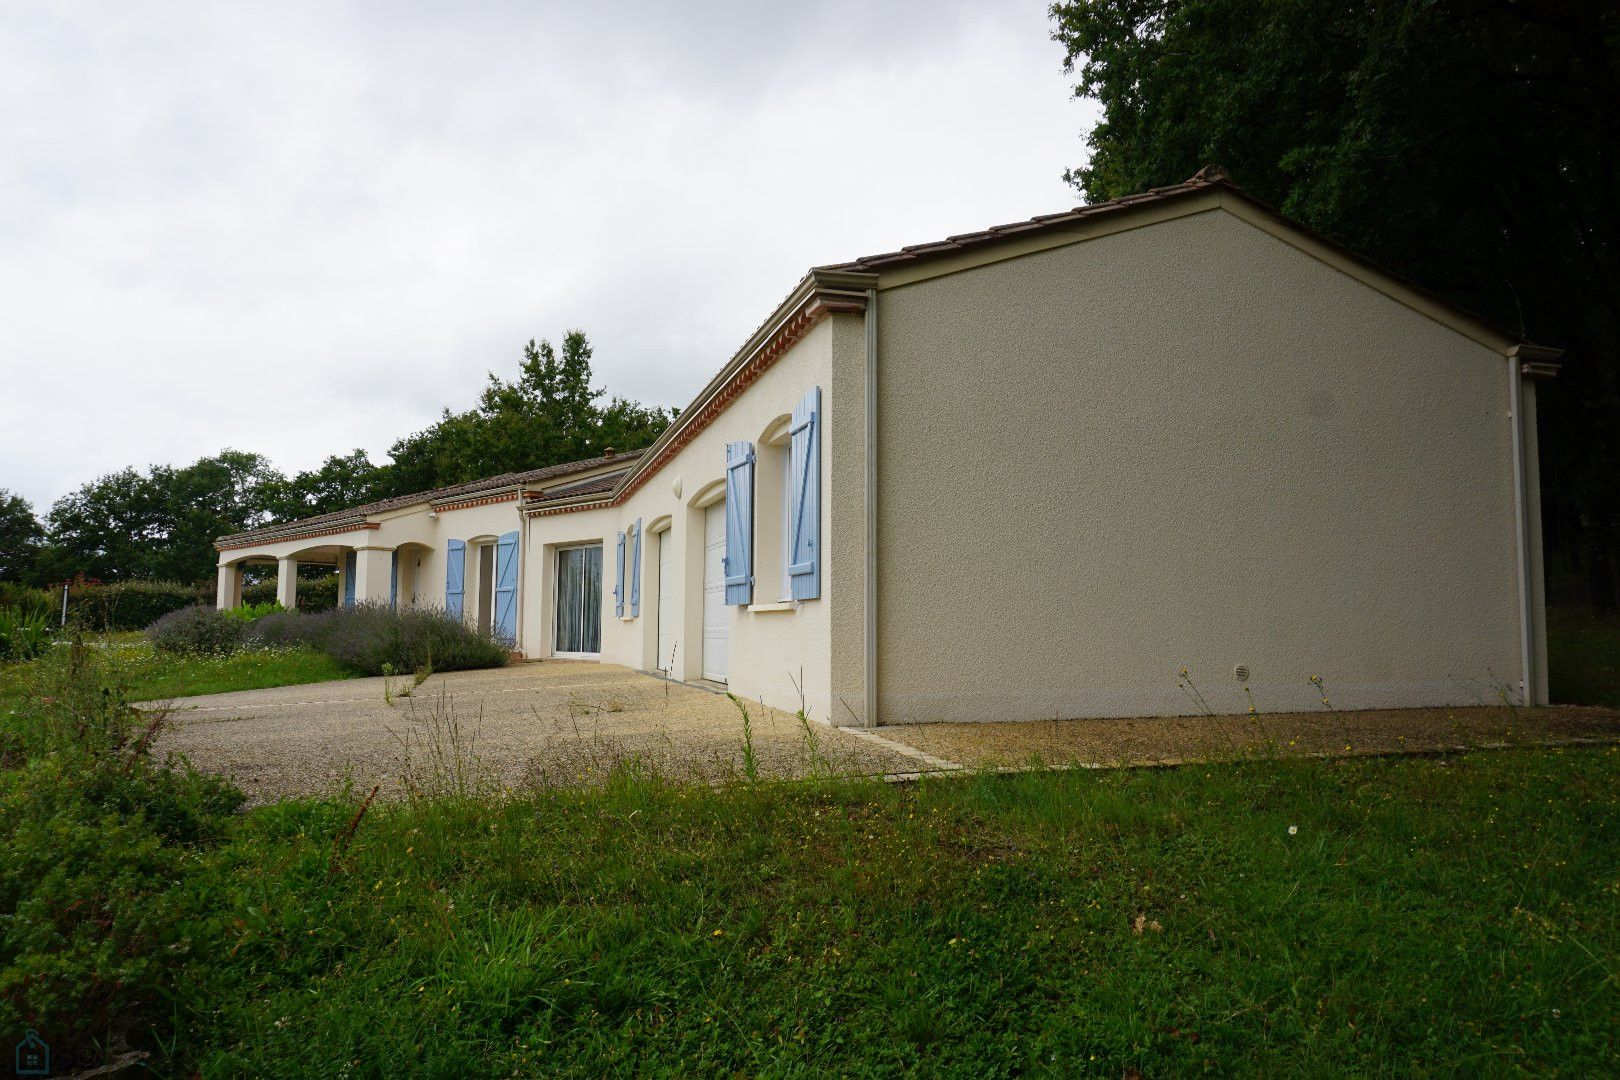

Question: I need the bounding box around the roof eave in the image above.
[521,495,614,516]
[605,268,877,501]
[1508,343,1564,379]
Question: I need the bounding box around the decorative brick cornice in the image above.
[216,520,379,552]
[432,492,520,514]
[524,281,869,518]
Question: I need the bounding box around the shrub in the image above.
[245,609,311,649]
[0,641,244,1068]
[0,606,53,662]
[69,580,200,632]
[241,573,338,613]
[221,601,285,624]
[145,606,247,657]
[0,580,55,614]
[246,603,510,676]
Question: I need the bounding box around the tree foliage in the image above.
[37,452,281,585]
[262,450,386,523]
[1051,0,1620,607]
[19,330,672,584]
[0,490,44,582]
[378,331,675,497]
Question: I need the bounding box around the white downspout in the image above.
[864,287,878,728]
[1508,358,1533,705]
[517,505,529,658]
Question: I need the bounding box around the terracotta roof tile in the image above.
[814,171,1229,275]
[522,468,632,505]
[215,449,646,547]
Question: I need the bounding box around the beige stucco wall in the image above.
[873,206,1530,721]
[217,499,529,643]
[522,315,857,725]
[217,460,646,654]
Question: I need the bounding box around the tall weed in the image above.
[0,640,244,1067]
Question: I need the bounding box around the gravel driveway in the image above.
[150,662,1620,804]
[150,662,919,804]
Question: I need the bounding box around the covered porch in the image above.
[216,539,434,612]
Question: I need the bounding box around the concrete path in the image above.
[881,704,1620,769]
[149,662,1620,804]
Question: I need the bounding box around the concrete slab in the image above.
[877,704,1620,769]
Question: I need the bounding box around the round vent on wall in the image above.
[1234,664,1251,683]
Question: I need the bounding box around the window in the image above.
[752,421,792,603]
[555,544,603,656]
[781,444,793,600]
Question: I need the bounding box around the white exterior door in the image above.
[702,502,728,683]
[656,529,673,672]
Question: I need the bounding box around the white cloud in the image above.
[0,0,1100,513]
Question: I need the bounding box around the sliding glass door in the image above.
[554,544,603,657]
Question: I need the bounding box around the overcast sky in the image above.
[0,0,1100,514]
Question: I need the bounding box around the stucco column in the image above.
[353,547,393,605]
[276,557,299,610]
[216,563,242,610]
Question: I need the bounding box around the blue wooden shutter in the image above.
[788,385,821,600]
[389,550,399,609]
[445,539,465,619]
[724,441,755,605]
[629,518,643,617]
[343,550,357,607]
[613,531,626,618]
[493,531,519,643]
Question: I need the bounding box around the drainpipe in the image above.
[1507,356,1532,706]
[864,287,878,728]
[518,502,529,658]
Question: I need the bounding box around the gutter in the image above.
[599,269,876,504]
[1505,344,1562,705]
[864,286,878,728]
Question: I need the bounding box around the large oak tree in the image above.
[1051,0,1620,608]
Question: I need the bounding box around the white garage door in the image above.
[702,501,728,683]
[656,528,672,672]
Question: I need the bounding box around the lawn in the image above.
[0,635,359,705]
[163,750,1619,1077]
[2,626,1618,1076]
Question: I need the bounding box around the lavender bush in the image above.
[245,602,509,675]
[146,606,247,657]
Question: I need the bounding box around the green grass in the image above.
[1549,606,1620,708]
[145,747,1620,1076]
[5,627,1620,1076]
[0,636,360,704]
[116,642,359,700]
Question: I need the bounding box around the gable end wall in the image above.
[874,207,1524,721]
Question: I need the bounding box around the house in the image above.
[216,168,1561,726]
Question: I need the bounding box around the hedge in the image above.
[241,574,338,614]
[68,580,204,633]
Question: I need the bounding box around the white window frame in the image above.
[553,542,604,660]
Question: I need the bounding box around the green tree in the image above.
[263,450,386,522]
[150,451,284,581]
[0,489,43,582]
[39,452,284,584]
[378,331,676,498]
[39,467,164,583]
[1050,0,1620,608]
